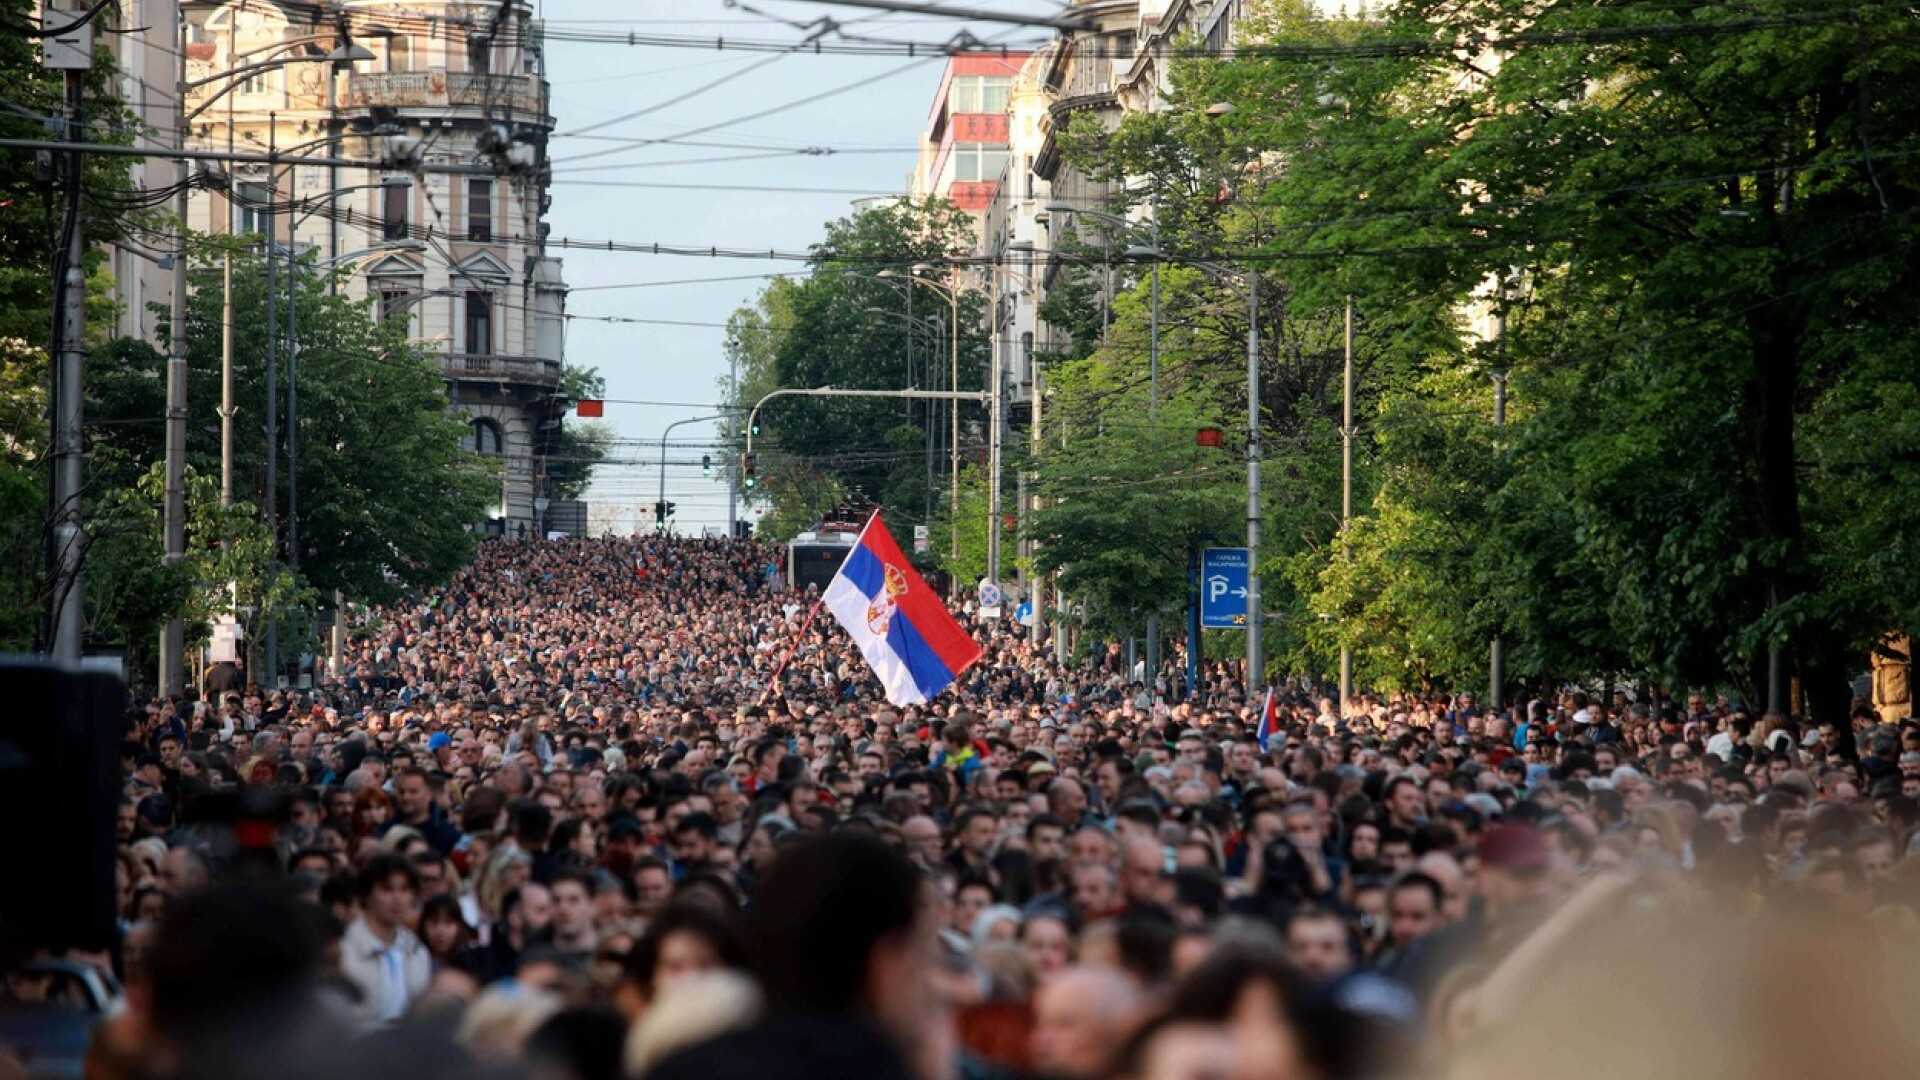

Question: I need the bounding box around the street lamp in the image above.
[657,414,730,535]
[160,19,373,693]
[880,266,962,588]
[1199,99,1265,699]
[863,293,948,520]
[977,255,1033,603]
[1051,201,1164,682]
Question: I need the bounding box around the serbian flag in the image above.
[1255,687,1281,752]
[823,511,981,705]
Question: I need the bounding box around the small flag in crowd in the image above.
[823,511,981,706]
[1256,687,1280,751]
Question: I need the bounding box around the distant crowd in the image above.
[38,534,1920,1080]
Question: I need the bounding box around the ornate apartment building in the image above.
[180,0,566,539]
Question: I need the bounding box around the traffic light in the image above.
[653,500,665,521]
[750,419,761,437]
[701,454,712,476]
[743,452,757,489]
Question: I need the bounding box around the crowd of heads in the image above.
[22,535,1920,1080]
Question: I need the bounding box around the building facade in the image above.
[180,0,566,539]
[108,0,184,344]
[912,52,1032,224]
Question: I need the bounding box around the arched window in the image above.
[472,418,504,456]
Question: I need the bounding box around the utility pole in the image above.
[48,57,89,663]
[1245,270,1263,700]
[986,272,1003,593]
[947,267,959,585]
[220,248,234,506]
[220,59,235,508]
[1339,296,1354,713]
[160,10,190,695]
[727,350,739,536]
[1144,208,1161,695]
[263,119,280,687]
[1489,299,1507,713]
[1030,347,1046,652]
[286,167,299,585]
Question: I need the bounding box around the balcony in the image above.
[343,71,548,123]
[440,352,561,386]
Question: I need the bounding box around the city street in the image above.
[3,2,1920,1079]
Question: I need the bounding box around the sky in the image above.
[539,0,1062,534]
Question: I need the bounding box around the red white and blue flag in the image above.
[1255,687,1281,752]
[823,511,982,706]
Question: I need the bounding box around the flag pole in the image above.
[758,596,827,708]
[759,510,880,706]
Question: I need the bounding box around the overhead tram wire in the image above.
[534,3,1903,58]
[548,54,943,166]
[551,147,919,175]
[554,51,795,140]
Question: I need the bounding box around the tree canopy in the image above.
[725,197,990,551]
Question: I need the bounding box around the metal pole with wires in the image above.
[160,9,191,695]
[48,61,89,662]
[264,119,280,686]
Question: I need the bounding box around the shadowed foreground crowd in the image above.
[24,536,1920,1080]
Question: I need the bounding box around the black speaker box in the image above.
[0,658,126,952]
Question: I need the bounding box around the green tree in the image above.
[0,0,139,651]
[724,198,987,538]
[80,245,497,615]
[1223,0,1920,710]
[549,365,612,502]
[1037,40,1436,678]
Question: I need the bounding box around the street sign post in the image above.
[978,579,1002,620]
[1201,548,1251,630]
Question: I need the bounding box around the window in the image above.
[237,69,278,97]
[236,181,273,236]
[376,289,412,324]
[953,144,1011,183]
[466,179,493,242]
[467,35,492,74]
[464,291,493,355]
[950,75,1010,114]
[381,181,410,241]
[387,35,413,73]
[472,419,503,456]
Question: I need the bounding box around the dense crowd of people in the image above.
[17,534,1920,1080]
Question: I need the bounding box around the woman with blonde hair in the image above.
[464,846,532,943]
[1749,711,1793,754]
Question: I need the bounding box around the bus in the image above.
[787,530,858,593]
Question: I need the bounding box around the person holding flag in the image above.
[820,511,983,707]
[1256,687,1282,752]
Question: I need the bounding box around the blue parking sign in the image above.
[1201,548,1251,629]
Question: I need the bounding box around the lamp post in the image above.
[880,266,961,589]
[657,414,729,535]
[979,253,1033,604]
[1154,252,1260,701]
[1049,201,1162,682]
[1203,101,1263,698]
[160,22,373,692]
